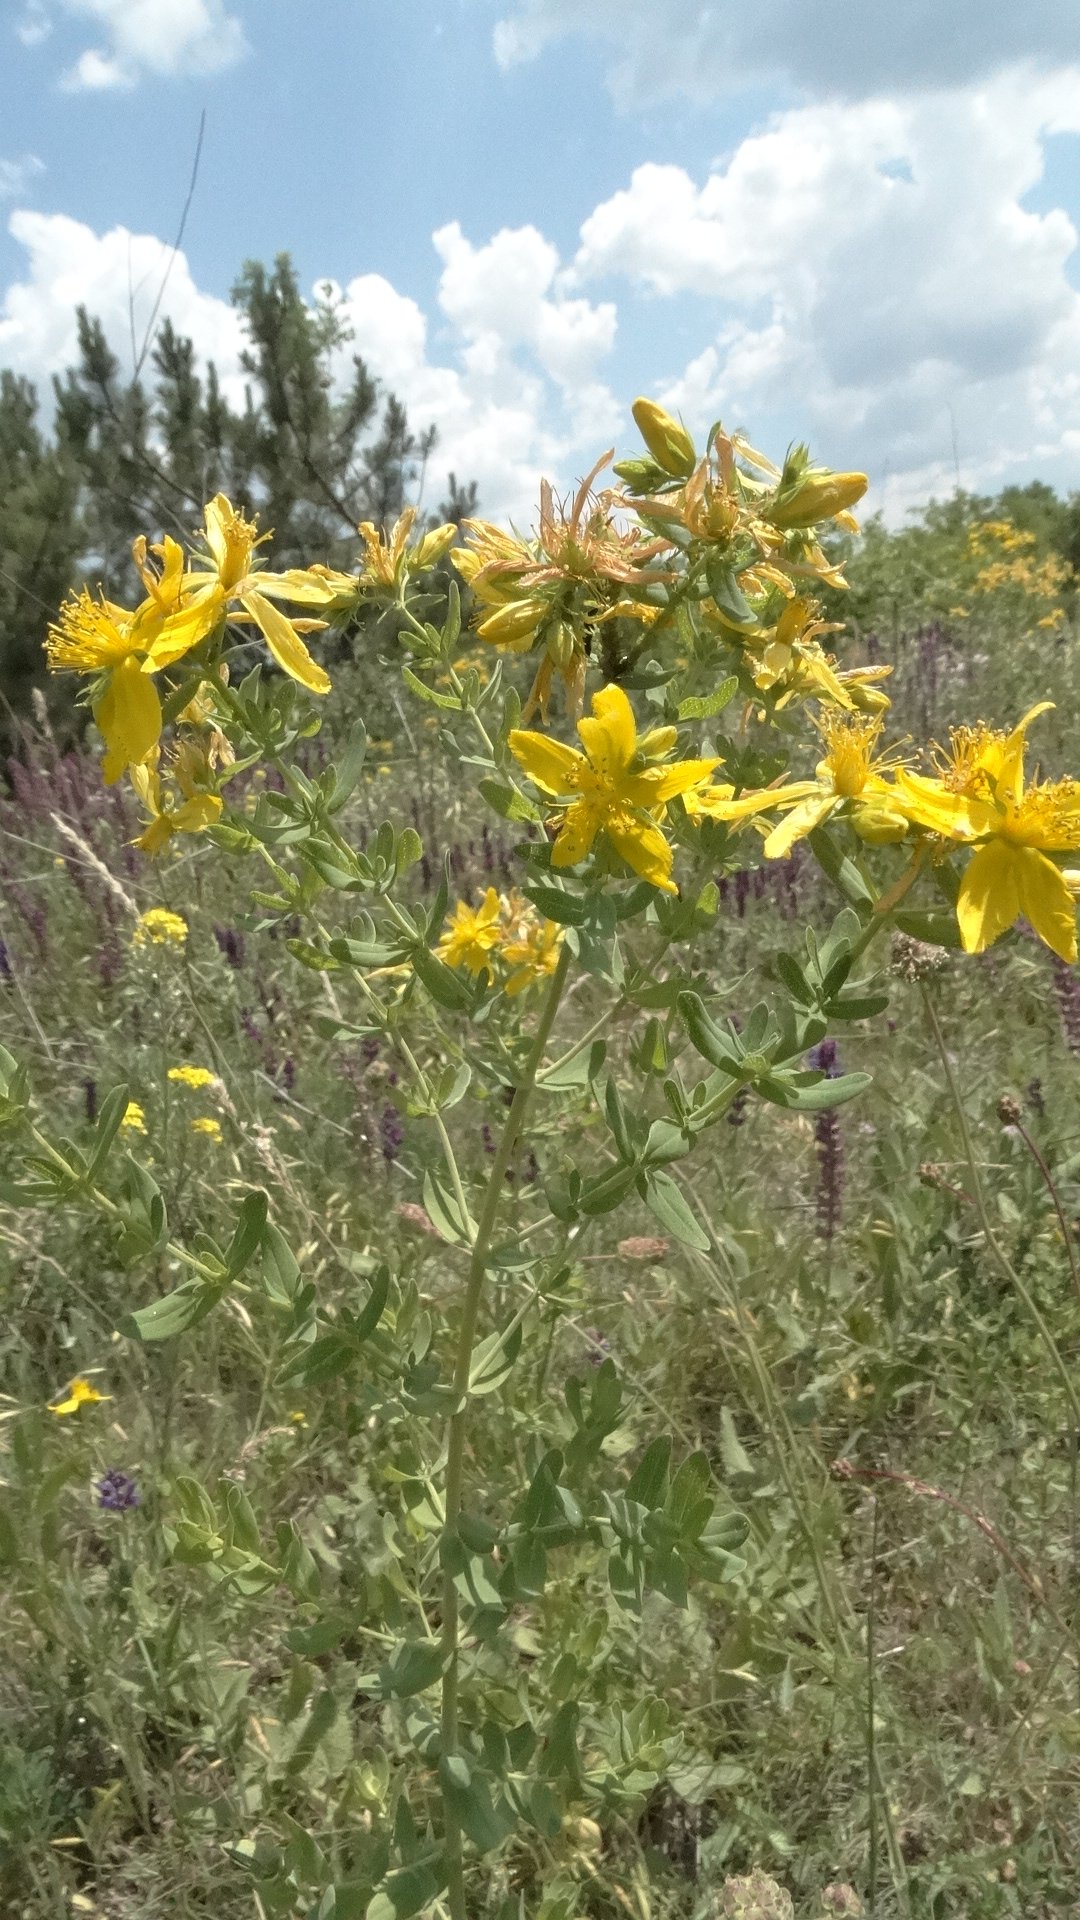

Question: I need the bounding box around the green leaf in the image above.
[421,1168,477,1246]
[411,945,474,1011]
[438,1756,517,1854]
[224,1190,268,1279]
[641,1169,710,1251]
[366,1857,447,1920]
[120,1279,217,1342]
[379,1640,444,1698]
[676,676,738,720]
[85,1084,129,1181]
[522,883,590,926]
[469,1321,523,1396]
[479,777,542,824]
[758,1069,872,1111]
[677,991,742,1073]
[261,1223,301,1303]
[401,665,462,710]
[626,1435,672,1508]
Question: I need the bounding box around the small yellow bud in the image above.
[851,802,909,845]
[476,598,547,651]
[631,397,696,477]
[545,620,579,671]
[844,680,892,715]
[413,523,458,570]
[769,471,868,529]
[638,725,679,760]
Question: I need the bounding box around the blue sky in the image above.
[1,0,1079,522]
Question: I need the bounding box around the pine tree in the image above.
[0,251,464,724]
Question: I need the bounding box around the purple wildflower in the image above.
[214,925,246,969]
[96,1469,140,1512]
[1052,956,1080,1057]
[808,1039,844,1242]
[583,1329,611,1367]
[84,1079,98,1124]
[0,938,10,981]
[380,1104,405,1163]
[727,1086,750,1128]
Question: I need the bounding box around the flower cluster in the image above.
[45,495,454,859]
[437,887,564,994]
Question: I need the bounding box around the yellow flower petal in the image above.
[763,793,836,859]
[96,659,162,785]
[242,589,332,695]
[605,808,677,892]
[576,683,636,779]
[509,729,583,796]
[551,798,600,868]
[956,840,1022,953]
[1016,846,1078,962]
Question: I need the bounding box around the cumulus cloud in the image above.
[570,68,1080,515]
[0,209,620,523]
[491,0,1080,107]
[0,209,247,398]
[0,155,45,201]
[3,56,1078,531]
[15,0,248,91]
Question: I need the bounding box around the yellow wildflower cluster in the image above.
[451,404,879,723]
[956,518,1072,632]
[700,700,1080,960]
[168,1064,217,1090]
[437,888,565,994]
[132,907,188,947]
[120,1101,147,1134]
[46,495,456,859]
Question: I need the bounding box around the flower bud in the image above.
[843,679,892,715]
[546,620,579,671]
[631,397,697,477]
[851,801,909,845]
[476,598,547,651]
[612,455,669,491]
[769,471,868,529]
[413,523,458,569]
[638,724,679,760]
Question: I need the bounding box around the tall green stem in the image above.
[439,942,571,1920]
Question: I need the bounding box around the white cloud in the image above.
[16,0,248,91]
[3,57,1079,534]
[0,209,247,400]
[0,210,620,524]
[491,0,1080,107]
[0,155,45,202]
[570,69,1080,515]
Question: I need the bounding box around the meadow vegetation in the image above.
[1,393,1080,1920]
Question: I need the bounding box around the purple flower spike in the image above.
[96,1469,140,1512]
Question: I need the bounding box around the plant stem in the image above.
[439,942,571,1920]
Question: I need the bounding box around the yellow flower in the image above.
[894,704,1080,960]
[47,1376,111,1417]
[509,682,719,894]
[152,495,333,695]
[288,1409,308,1427]
[502,911,564,995]
[191,1116,223,1142]
[132,907,188,948]
[47,594,166,784]
[168,1065,216,1090]
[120,1100,147,1133]
[690,710,905,859]
[436,888,503,977]
[129,744,223,857]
